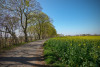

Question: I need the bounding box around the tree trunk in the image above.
[24,30,28,42]
[11,33,18,44]
[38,22,41,39]
[38,33,40,40]
[24,14,28,42]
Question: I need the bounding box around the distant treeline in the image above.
[74,34,100,36]
[0,0,57,49]
[57,34,100,37]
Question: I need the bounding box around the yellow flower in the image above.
[78,44,81,46]
[94,55,98,59]
[83,43,86,46]
[98,46,100,48]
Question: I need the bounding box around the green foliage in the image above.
[26,0,29,7]
[44,36,100,67]
[27,12,57,39]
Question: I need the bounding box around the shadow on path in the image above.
[0,56,49,67]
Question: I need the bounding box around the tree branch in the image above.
[0,29,9,33]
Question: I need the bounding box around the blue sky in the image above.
[37,0,100,35]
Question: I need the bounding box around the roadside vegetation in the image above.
[0,40,37,53]
[0,42,26,52]
[44,36,100,67]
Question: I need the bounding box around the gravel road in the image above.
[0,40,48,67]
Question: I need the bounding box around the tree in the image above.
[0,0,57,47]
[0,15,19,43]
[0,0,20,40]
[0,0,42,42]
[17,0,42,42]
[28,12,57,39]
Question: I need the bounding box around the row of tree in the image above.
[0,0,57,49]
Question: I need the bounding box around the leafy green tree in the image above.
[17,0,42,42]
[0,0,42,42]
[28,12,57,39]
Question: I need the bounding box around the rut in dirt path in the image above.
[0,40,49,67]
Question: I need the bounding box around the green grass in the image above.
[44,36,100,67]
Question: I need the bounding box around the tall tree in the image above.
[0,15,19,43]
[28,12,57,39]
[0,0,20,38]
[0,0,42,42]
[17,0,42,42]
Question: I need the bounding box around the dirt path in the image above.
[0,40,48,67]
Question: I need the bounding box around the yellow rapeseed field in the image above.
[44,36,100,67]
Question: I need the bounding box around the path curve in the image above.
[0,40,48,67]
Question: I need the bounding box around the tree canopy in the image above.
[0,0,57,46]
